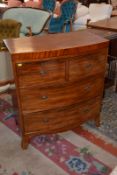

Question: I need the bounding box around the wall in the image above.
[0,51,14,84]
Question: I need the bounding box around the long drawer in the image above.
[16,60,66,87]
[23,97,101,133]
[20,78,104,113]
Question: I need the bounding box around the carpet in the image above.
[74,86,117,158]
[0,88,117,175]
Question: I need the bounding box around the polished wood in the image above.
[24,97,102,133]
[20,78,104,113]
[86,28,117,60]
[111,10,117,17]
[17,60,66,87]
[4,31,109,149]
[86,28,117,92]
[4,30,108,60]
[87,17,117,32]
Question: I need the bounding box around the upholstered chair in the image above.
[0,19,21,91]
[73,3,112,31]
[0,18,21,50]
[2,7,51,36]
[48,0,78,33]
[42,0,56,12]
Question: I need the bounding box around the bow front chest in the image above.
[4,31,109,149]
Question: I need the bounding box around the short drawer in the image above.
[69,52,106,81]
[20,78,104,113]
[16,60,66,87]
[23,97,101,133]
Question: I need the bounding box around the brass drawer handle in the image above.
[80,108,90,114]
[39,70,47,75]
[17,63,23,67]
[85,63,92,69]
[84,85,91,91]
[41,95,48,100]
[42,118,49,123]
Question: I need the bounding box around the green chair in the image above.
[0,18,21,50]
[0,18,21,91]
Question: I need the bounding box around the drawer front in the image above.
[23,97,101,133]
[69,53,106,81]
[20,78,104,113]
[16,60,66,87]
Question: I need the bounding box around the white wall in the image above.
[0,51,14,82]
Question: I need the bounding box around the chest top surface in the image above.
[4,30,108,52]
[4,30,109,63]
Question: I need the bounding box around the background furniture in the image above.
[24,0,41,8]
[0,3,8,18]
[7,0,22,7]
[0,0,42,8]
[42,0,56,12]
[87,18,117,92]
[111,9,117,17]
[73,3,112,31]
[0,18,21,122]
[48,0,78,33]
[110,0,117,9]
[87,16,117,31]
[0,18,21,87]
[79,0,111,7]
[2,7,51,36]
[0,18,21,44]
[4,30,108,149]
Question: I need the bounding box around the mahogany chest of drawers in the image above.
[4,30,109,149]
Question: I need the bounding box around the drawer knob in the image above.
[85,64,92,70]
[41,95,48,100]
[81,108,90,114]
[17,63,23,67]
[83,108,90,113]
[43,118,49,123]
[39,70,47,75]
[84,85,91,91]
